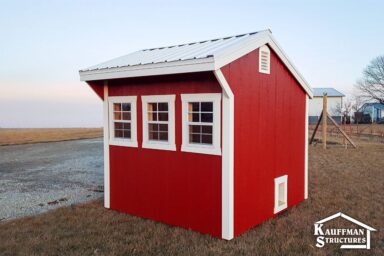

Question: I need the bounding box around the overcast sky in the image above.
[1,0,383,127]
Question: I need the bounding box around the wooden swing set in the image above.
[309,93,357,149]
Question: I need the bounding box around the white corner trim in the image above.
[214,70,234,240]
[180,93,221,156]
[103,81,110,209]
[274,175,288,214]
[108,96,138,148]
[141,94,176,151]
[304,95,309,199]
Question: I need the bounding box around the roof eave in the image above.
[79,57,215,81]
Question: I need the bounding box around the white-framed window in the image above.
[259,45,270,74]
[108,96,138,147]
[181,93,221,155]
[142,95,176,151]
[274,175,288,214]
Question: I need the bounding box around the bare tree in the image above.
[355,55,384,104]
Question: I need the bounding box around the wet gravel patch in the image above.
[0,138,103,221]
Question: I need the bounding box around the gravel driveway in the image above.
[0,138,103,221]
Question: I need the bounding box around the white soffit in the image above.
[79,30,313,97]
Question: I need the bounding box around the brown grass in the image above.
[0,137,383,255]
[0,128,102,146]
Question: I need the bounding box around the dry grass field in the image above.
[0,128,102,146]
[0,137,383,255]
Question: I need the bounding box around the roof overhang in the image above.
[79,31,313,98]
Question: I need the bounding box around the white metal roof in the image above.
[79,30,313,97]
[81,31,264,72]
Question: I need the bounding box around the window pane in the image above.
[114,112,122,120]
[158,103,168,111]
[159,132,168,141]
[201,113,213,123]
[202,134,213,144]
[122,112,131,120]
[158,112,168,121]
[149,123,159,132]
[148,112,157,121]
[202,125,212,134]
[123,130,131,139]
[123,123,131,130]
[159,124,168,132]
[114,129,123,138]
[122,103,131,111]
[148,103,157,111]
[113,103,121,111]
[192,113,199,122]
[201,102,213,112]
[190,125,201,134]
[115,122,123,129]
[149,132,159,140]
[190,134,201,144]
[191,102,199,112]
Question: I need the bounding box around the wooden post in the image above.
[322,93,327,149]
[309,111,323,145]
[343,112,347,146]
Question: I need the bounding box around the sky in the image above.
[0,0,383,127]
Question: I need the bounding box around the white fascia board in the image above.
[267,34,313,98]
[214,31,313,99]
[79,57,215,81]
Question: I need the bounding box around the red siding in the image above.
[107,73,223,237]
[221,48,306,237]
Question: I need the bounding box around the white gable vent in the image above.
[259,45,270,74]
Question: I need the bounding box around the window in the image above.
[142,95,176,151]
[259,45,270,74]
[108,96,137,147]
[274,175,288,214]
[181,93,221,155]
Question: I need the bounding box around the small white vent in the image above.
[259,45,270,74]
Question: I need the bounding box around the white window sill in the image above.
[181,144,221,156]
[142,141,176,151]
[109,139,138,148]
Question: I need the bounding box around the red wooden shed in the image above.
[79,30,313,240]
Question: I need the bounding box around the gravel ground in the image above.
[0,138,103,221]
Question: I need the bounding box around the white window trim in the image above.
[274,175,288,214]
[181,93,221,156]
[142,95,176,151]
[259,45,270,74]
[108,96,138,147]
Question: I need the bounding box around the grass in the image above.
[0,128,102,146]
[0,137,383,255]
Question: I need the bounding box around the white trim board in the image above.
[141,94,176,151]
[79,31,312,98]
[108,96,138,148]
[214,69,234,240]
[274,175,288,214]
[103,81,110,208]
[180,93,222,156]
